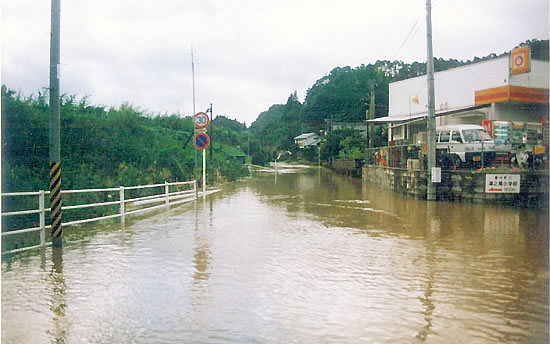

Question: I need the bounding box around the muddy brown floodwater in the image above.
[2,167,548,343]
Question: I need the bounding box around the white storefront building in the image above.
[370,47,549,144]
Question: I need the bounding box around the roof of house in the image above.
[294,133,319,140]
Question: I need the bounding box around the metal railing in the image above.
[1,180,197,255]
[366,145,424,169]
[365,142,548,171]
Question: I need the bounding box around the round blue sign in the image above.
[194,133,210,150]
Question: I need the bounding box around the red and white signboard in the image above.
[510,46,530,75]
[193,112,210,129]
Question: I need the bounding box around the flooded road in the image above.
[2,167,548,343]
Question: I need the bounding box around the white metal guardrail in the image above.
[1,180,198,255]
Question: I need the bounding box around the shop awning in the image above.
[367,113,426,123]
[367,104,490,124]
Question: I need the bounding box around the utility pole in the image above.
[426,0,437,201]
[209,103,213,181]
[49,0,62,248]
[368,82,376,148]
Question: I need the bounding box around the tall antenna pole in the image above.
[191,46,198,186]
[426,0,437,201]
[49,0,63,247]
[192,46,196,115]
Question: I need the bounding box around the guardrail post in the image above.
[120,186,125,224]
[39,190,46,247]
[165,181,170,207]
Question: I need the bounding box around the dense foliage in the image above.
[1,86,248,195]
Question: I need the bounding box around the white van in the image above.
[436,125,496,167]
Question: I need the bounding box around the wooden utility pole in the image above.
[49,0,63,247]
[426,0,437,201]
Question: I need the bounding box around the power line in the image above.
[392,19,423,61]
[391,0,443,62]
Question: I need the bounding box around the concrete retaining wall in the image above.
[362,166,549,208]
[329,159,364,177]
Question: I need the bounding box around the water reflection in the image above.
[416,242,436,342]
[193,201,211,283]
[49,247,67,344]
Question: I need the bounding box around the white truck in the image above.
[435,124,508,168]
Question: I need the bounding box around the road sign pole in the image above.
[202,149,206,197]
[194,112,210,197]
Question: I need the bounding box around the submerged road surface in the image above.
[2,168,549,343]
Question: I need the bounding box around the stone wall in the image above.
[362,166,549,208]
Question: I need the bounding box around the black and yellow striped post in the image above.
[49,162,63,247]
[49,0,62,247]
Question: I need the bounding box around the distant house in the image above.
[294,133,321,148]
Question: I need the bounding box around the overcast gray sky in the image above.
[2,0,548,125]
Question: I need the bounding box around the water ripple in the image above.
[2,172,548,343]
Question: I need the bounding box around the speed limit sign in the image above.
[193,112,210,129]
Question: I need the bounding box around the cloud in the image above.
[2,0,548,125]
[431,0,549,60]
